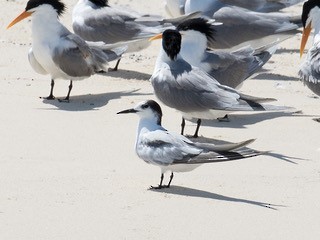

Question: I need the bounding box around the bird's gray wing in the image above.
[299,41,320,96]
[151,59,254,112]
[207,6,299,49]
[28,48,47,75]
[52,33,106,78]
[204,48,261,88]
[137,129,202,166]
[172,147,263,164]
[218,0,302,12]
[73,7,160,44]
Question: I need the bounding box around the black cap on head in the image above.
[26,0,65,16]
[162,29,181,61]
[302,0,320,28]
[142,100,163,125]
[177,18,215,43]
[89,0,109,8]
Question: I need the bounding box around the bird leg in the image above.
[193,119,202,138]
[41,79,55,100]
[217,114,230,122]
[58,80,73,102]
[150,173,164,189]
[166,172,174,188]
[108,59,121,72]
[181,117,186,135]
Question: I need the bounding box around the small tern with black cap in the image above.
[118,100,264,189]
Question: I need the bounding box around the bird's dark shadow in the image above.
[40,89,152,111]
[98,69,152,81]
[150,186,284,210]
[192,111,313,129]
[187,136,307,164]
[253,72,299,81]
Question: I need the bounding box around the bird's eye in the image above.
[141,104,149,109]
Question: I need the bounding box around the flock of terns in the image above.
[6,0,320,188]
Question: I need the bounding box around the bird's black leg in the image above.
[181,117,186,135]
[193,119,202,138]
[166,172,174,188]
[108,59,121,72]
[59,80,73,102]
[150,173,164,189]
[41,79,55,100]
[217,114,230,122]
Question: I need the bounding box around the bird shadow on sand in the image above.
[97,69,152,81]
[40,89,152,111]
[188,136,307,164]
[253,72,300,81]
[193,111,315,130]
[150,186,284,210]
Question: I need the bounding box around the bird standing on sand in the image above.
[149,29,292,138]
[118,100,263,189]
[176,18,277,89]
[7,0,124,102]
[72,0,197,71]
[299,0,320,97]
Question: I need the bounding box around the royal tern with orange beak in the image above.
[176,18,278,89]
[149,29,293,137]
[117,100,263,189]
[72,0,198,71]
[7,0,125,102]
[299,0,320,97]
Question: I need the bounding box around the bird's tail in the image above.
[183,148,267,165]
[90,46,127,71]
[193,138,256,152]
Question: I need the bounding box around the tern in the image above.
[184,0,304,14]
[176,18,277,89]
[298,0,320,97]
[72,0,198,71]
[7,0,125,101]
[184,0,301,50]
[149,29,292,137]
[117,100,263,189]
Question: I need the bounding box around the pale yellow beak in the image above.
[149,33,163,41]
[7,11,33,29]
[300,22,312,58]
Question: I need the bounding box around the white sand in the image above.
[0,1,320,239]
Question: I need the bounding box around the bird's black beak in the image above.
[117,108,138,114]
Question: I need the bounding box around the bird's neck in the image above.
[310,7,320,42]
[31,11,67,44]
[154,48,182,70]
[135,118,162,145]
[180,31,207,66]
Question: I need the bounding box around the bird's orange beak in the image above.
[149,33,163,41]
[300,22,312,58]
[7,11,33,29]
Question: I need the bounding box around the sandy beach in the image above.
[0,0,320,239]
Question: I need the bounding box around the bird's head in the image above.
[117,100,163,126]
[7,0,65,29]
[300,0,320,57]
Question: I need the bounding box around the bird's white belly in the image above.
[182,109,230,120]
[32,41,70,80]
[161,163,201,173]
